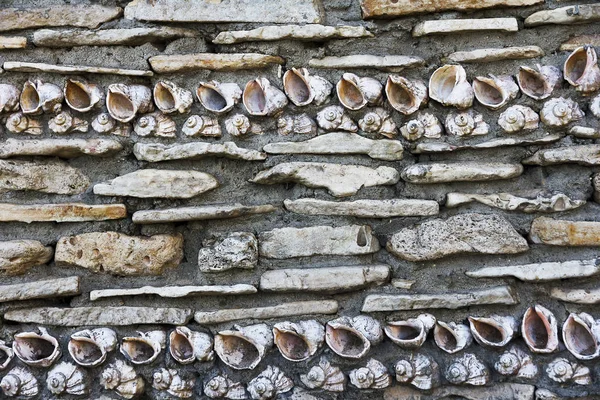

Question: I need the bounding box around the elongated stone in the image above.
[0,277,79,303]
[0,240,53,276]
[446,46,544,63]
[467,259,600,282]
[2,61,152,77]
[214,24,372,44]
[0,5,122,31]
[133,204,276,224]
[195,300,338,324]
[523,145,600,166]
[4,306,192,326]
[55,232,184,276]
[94,169,219,199]
[392,279,415,289]
[0,36,26,49]
[0,138,122,158]
[133,142,266,162]
[0,203,126,223]
[362,286,518,312]
[0,159,89,195]
[259,225,380,258]
[263,132,403,161]
[90,284,257,301]
[412,134,563,154]
[551,287,600,304]
[284,198,439,218]
[198,232,258,272]
[446,192,585,213]
[148,53,285,73]
[560,35,600,51]
[530,217,600,246]
[525,4,600,27]
[402,163,523,184]
[361,0,543,18]
[569,126,600,138]
[260,265,390,293]
[383,383,535,400]
[309,55,425,71]
[33,27,198,47]
[387,213,528,262]
[251,162,399,197]
[413,18,518,37]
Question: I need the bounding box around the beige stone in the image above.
[446,46,544,63]
[55,232,184,276]
[309,55,424,71]
[33,27,198,47]
[0,203,126,223]
[0,159,90,195]
[0,5,122,31]
[214,24,372,44]
[401,163,523,183]
[446,192,585,213]
[133,204,276,224]
[569,126,600,138]
[0,240,53,276]
[133,142,266,162]
[560,35,600,51]
[0,138,122,158]
[284,198,439,218]
[392,279,415,289]
[525,4,600,27]
[0,36,26,49]
[361,0,543,18]
[412,134,562,154]
[90,284,257,301]
[2,61,152,77]
[523,145,600,166]
[551,287,600,304]
[413,18,518,37]
[148,53,285,73]
[383,383,535,400]
[467,259,600,282]
[0,277,80,303]
[530,217,600,246]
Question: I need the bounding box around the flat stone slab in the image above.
[133,204,276,224]
[263,132,403,161]
[560,35,600,51]
[401,163,523,184]
[361,0,542,18]
[570,126,600,139]
[214,24,372,44]
[446,192,585,213]
[446,46,544,63]
[251,162,399,197]
[149,53,285,73]
[259,225,380,258]
[133,142,266,162]
[467,259,600,282]
[383,383,535,400]
[525,4,600,27]
[387,213,528,261]
[0,36,27,49]
[0,240,53,276]
[392,279,415,289]
[4,306,193,326]
[0,5,122,31]
[362,286,518,312]
[530,217,600,246]
[0,203,126,223]
[33,27,198,47]
[3,61,152,77]
[412,134,562,154]
[0,277,80,303]
[309,55,424,71]
[260,265,390,293]
[195,300,338,324]
[0,138,122,158]
[523,145,600,166]
[413,18,518,37]
[284,198,439,218]
[90,284,257,301]
[551,287,600,304]
[0,159,90,195]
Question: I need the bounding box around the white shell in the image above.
[64,79,103,113]
[134,111,176,137]
[473,74,519,110]
[522,305,559,354]
[120,330,166,365]
[214,324,273,370]
[591,93,600,118]
[204,375,247,399]
[400,113,443,141]
[316,105,358,132]
[273,320,324,362]
[336,73,383,110]
[564,45,600,95]
[468,315,517,348]
[433,321,472,354]
[0,340,14,370]
[100,359,145,399]
[385,76,428,115]
[563,312,600,360]
[445,353,489,386]
[0,84,21,113]
[445,110,489,137]
[46,361,89,396]
[495,346,538,379]
[247,366,293,400]
[429,64,474,109]
[325,315,383,359]
[517,64,561,100]
[0,366,38,398]
[277,114,317,136]
[385,313,435,349]
[154,81,193,114]
[540,97,584,127]
[395,353,440,391]
[498,105,539,133]
[283,68,332,107]
[49,110,89,134]
[106,83,154,123]
[197,81,242,114]
[68,328,117,367]
[13,327,61,367]
[182,115,222,137]
[349,359,391,390]
[152,368,195,398]
[359,108,397,138]
[169,326,214,364]
[91,113,131,136]
[243,77,288,116]
[546,357,591,385]
[20,80,63,115]
[5,112,42,135]
[300,358,345,392]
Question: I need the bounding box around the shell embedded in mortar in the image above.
[134,111,176,137]
[243,77,288,116]
[91,112,131,136]
[468,315,517,348]
[120,330,166,365]
[153,80,193,114]
[247,365,293,400]
[214,324,273,370]
[0,340,14,370]
[385,75,428,115]
[349,358,391,390]
[152,368,195,398]
[336,72,383,110]
[522,305,559,354]
[182,114,222,137]
[495,346,537,379]
[204,375,247,399]
[283,68,333,107]
[472,74,519,110]
[562,312,600,360]
[546,357,591,385]
[0,84,21,114]
[13,327,61,367]
[326,315,383,359]
[273,320,324,362]
[400,112,443,141]
[316,105,358,132]
[429,64,474,109]
[68,328,117,367]
[100,359,145,399]
[498,105,539,133]
[49,110,89,134]
[0,366,38,398]
[5,112,42,135]
[358,107,397,138]
[517,64,561,100]
[540,97,584,127]
[395,353,440,391]
[445,353,490,386]
[169,326,214,364]
[384,313,435,349]
[300,357,345,392]
[64,78,103,113]
[564,45,600,95]
[277,114,317,136]
[106,83,154,123]
[433,321,472,354]
[445,110,489,137]
[46,361,89,396]
[591,93,600,118]
[20,79,63,115]
[197,81,242,114]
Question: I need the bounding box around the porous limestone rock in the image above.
[446,46,544,63]
[0,240,53,276]
[0,203,126,223]
[284,198,439,218]
[361,0,543,18]
[133,204,276,224]
[530,217,600,246]
[308,55,424,71]
[552,287,600,304]
[446,192,585,213]
[33,27,198,47]
[525,4,600,27]
[2,61,152,77]
[0,138,122,159]
[412,134,562,154]
[133,142,266,162]
[0,5,122,31]
[467,259,600,282]
[0,159,90,195]
[90,284,257,301]
[148,53,285,73]
[523,145,600,166]
[198,232,258,272]
[0,36,26,49]
[213,24,372,44]
[383,383,535,400]
[401,163,523,184]
[413,18,518,37]
[0,277,80,303]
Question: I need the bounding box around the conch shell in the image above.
[68,328,117,367]
[540,97,584,127]
[247,366,293,400]
[522,305,559,354]
[385,75,428,115]
[0,367,38,398]
[468,315,517,348]
[134,111,176,137]
[225,114,263,136]
[100,359,145,399]
[153,81,193,114]
[384,313,435,349]
[152,368,195,398]
[49,110,89,134]
[349,359,391,390]
[197,81,242,114]
[591,93,600,118]
[0,84,20,113]
[277,114,317,136]
[325,315,383,359]
[433,321,472,354]
[400,113,443,141]
[495,346,537,379]
[182,115,221,137]
[243,77,288,116]
[316,105,357,132]
[472,75,519,110]
[273,320,324,362]
[429,64,474,109]
[91,113,131,136]
[498,105,539,133]
[5,112,42,135]
[283,68,332,107]
[517,65,561,100]
[358,108,397,138]
[204,375,247,399]
[445,110,489,137]
[214,324,273,370]
[395,353,440,391]
[13,327,61,367]
[562,312,600,360]
[64,78,103,113]
[120,330,166,365]
[300,358,345,392]
[564,45,600,94]
[445,353,489,386]
[169,326,214,364]
[106,83,154,123]
[336,73,383,110]
[546,357,591,385]
[46,361,89,396]
[20,80,63,114]
[0,340,14,370]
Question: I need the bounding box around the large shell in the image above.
[20,80,63,115]
[433,321,472,354]
[564,46,600,95]
[243,77,288,116]
[277,114,317,136]
[247,366,293,400]
[68,328,117,367]
[91,113,131,136]
[0,340,14,370]
[134,111,176,137]
[517,65,561,100]
[316,105,358,132]
[13,327,61,367]
[46,361,89,396]
[522,305,559,354]
[197,81,242,114]
[0,84,21,113]
[473,75,519,110]
[498,105,539,133]
[0,367,38,398]
[540,97,584,127]
[385,313,435,349]
[445,353,489,386]
[100,359,145,399]
[283,68,332,107]
[5,112,41,135]
[359,108,397,138]
[64,78,103,113]
[468,315,517,348]
[204,375,247,399]
[152,368,195,398]
[106,83,154,123]
[495,346,537,379]
[169,326,214,364]
[154,80,193,114]
[591,93,600,118]
[214,324,273,370]
[546,357,591,385]
[400,113,443,141]
[120,330,166,365]
[395,353,440,391]
[429,64,474,109]
[563,312,600,360]
[445,110,489,137]
[336,73,383,110]
[182,115,222,137]
[300,358,345,392]
[49,110,89,134]
[273,320,324,362]
[325,315,383,359]
[349,359,391,390]
[385,76,428,115]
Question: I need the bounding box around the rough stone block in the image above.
[467,259,600,282]
[0,5,122,31]
[0,203,126,223]
[198,232,258,272]
[284,198,439,218]
[361,0,542,18]
[530,217,600,246]
[0,240,53,276]
[0,277,80,302]
[0,159,90,195]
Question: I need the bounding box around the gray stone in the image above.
[0,277,80,303]
[0,138,122,158]
[383,383,535,400]
[148,53,285,73]
[2,61,153,77]
[0,203,127,223]
[467,259,600,282]
[198,232,258,272]
[0,5,122,31]
[387,213,528,262]
[560,35,600,51]
[33,27,198,47]
[412,134,563,153]
[133,142,266,162]
[530,217,600,246]
[309,55,425,72]
[0,240,53,276]
[0,36,26,49]
[284,198,439,218]
[446,192,585,213]
[213,24,372,44]
[594,173,600,203]
[90,284,257,301]
[361,0,542,18]
[392,279,415,289]
[551,287,600,304]
[446,46,544,63]
[401,163,523,184]
[413,18,518,37]
[133,204,276,224]
[0,159,90,195]
[522,145,600,166]
[525,4,600,27]
[259,225,380,258]
[569,126,600,138]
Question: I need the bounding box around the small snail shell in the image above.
[445,353,489,386]
[445,110,489,137]
[0,84,21,114]
[395,353,440,391]
[106,83,154,123]
[46,361,89,396]
[517,64,561,100]
[349,359,391,390]
[64,79,103,113]
[277,114,317,136]
[134,112,176,138]
[100,359,145,398]
[1,367,38,398]
[336,73,383,110]
[564,45,600,95]
[273,320,324,362]
[400,113,443,141]
[316,105,358,132]
[20,80,63,115]
[197,81,242,114]
[49,110,89,134]
[152,368,195,398]
[385,313,435,349]
[385,75,428,115]
[472,74,519,110]
[283,68,332,107]
[68,328,117,367]
[204,375,247,399]
[495,346,537,379]
[243,77,288,116]
[154,80,193,114]
[546,357,591,385]
[540,97,584,127]
[169,326,214,364]
[300,358,345,392]
[498,105,539,133]
[182,115,221,137]
[429,64,474,109]
[325,315,383,359]
[5,112,42,135]
[359,108,397,138]
[91,113,131,136]
[247,366,293,400]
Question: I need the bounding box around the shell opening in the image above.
[519,68,545,97]
[217,335,259,369]
[170,333,193,361]
[387,325,420,341]
[326,326,367,358]
[284,70,311,104]
[69,339,103,364]
[474,79,503,106]
[107,91,134,121]
[565,320,597,356]
[524,309,549,349]
[20,84,40,113]
[65,81,91,110]
[471,320,504,344]
[387,81,415,110]
[566,48,588,83]
[435,69,458,99]
[244,80,266,114]
[154,83,176,111]
[15,337,55,362]
[357,226,369,247]
[274,331,309,360]
[435,326,458,351]
[122,339,155,363]
[338,79,364,109]
[198,86,228,112]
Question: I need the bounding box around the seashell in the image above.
[0,367,38,398]
[5,112,41,135]
[169,326,214,364]
[152,368,195,398]
[91,112,131,136]
[154,80,193,114]
[564,45,600,95]
[358,107,397,138]
[445,353,489,386]
[386,76,428,115]
[182,114,221,137]
[243,77,288,116]
[106,83,154,123]
[517,64,561,100]
[283,68,332,107]
[336,73,383,110]
[100,359,145,399]
[591,93,600,118]
[0,84,20,113]
[247,366,293,400]
[316,105,358,132]
[214,324,273,370]
[273,320,324,362]
[433,321,472,354]
[300,358,345,392]
[468,315,517,348]
[120,330,166,365]
[13,327,61,367]
[325,315,383,359]
[197,81,242,114]
[349,359,391,390]
[429,64,474,109]
[540,97,584,127]
[277,114,317,136]
[64,78,103,113]
[0,340,14,370]
[495,346,537,379]
[473,75,519,110]
[546,357,591,385]
[498,105,539,133]
[46,361,89,396]
[49,110,89,134]
[68,328,117,367]
[134,111,176,138]
[204,375,247,399]
[20,80,63,115]
[385,313,435,349]
[395,353,440,391]
[562,312,600,360]
[400,112,443,141]
[522,305,559,354]
[445,110,489,137]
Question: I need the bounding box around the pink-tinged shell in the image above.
[359,108,397,138]
[64,79,103,113]
[120,330,166,365]
[385,76,428,115]
[473,75,519,110]
[5,112,42,135]
[0,84,21,113]
[154,81,193,114]
[336,73,383,111]
[326,316,383,359]
[498,105,539,133]
[546,357,591,385]
[68,328,117,367]
[247,366,293,400]
[429,65,474,109]
[445,110,489,137]
[20,80,63,115]
[273,320,324,362]
[316,105,357,132]
[517,65,561,100]
[540,97,584,127]
[445,353,489,386]
[563,312,600,360]
[169,327,214,364]
[564,46,600,95]
[385,314,435,349]
[495,346,537,379]
[106,83,154,123]
[204,375,247,399]
[243,77,288,116]
[13,327,61,368]
[100,359,145,399]
[521,305,559,354]
[401,113,443,141]
[300,358,345,392]
[349,359,391,390]
[197,81,242,114]
[1,366,38,398]
[283,68,332,107]
[468,315,517,348]
[214,324,273,370]
[434,321,472,354]
[395,353,440,391]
